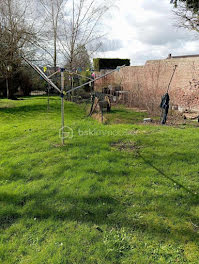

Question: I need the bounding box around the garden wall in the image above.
[94,56,199,113]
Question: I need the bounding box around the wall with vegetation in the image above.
[94,57,199,113]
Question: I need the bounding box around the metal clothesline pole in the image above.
[22,56,64,144]
[22,56,126,145]
[48,70,60,79]
[22,56,61,93]
[61,68,65,145]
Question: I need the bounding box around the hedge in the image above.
[93,58,130,71]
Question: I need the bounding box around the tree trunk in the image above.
[6,78,9,99]
[54,34,57,72]
[53,28,58,87]
[8,77,16,99]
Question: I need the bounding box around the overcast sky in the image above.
[97,0,199,65]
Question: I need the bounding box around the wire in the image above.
[65,65,126,95]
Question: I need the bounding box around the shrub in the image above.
[93,58,130,71]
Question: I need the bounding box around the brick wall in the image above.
[94,57,199,112]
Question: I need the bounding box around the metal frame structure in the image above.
[22,56,126,144]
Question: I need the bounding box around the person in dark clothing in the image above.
[160,93,170,125]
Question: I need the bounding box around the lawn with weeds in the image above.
[0,96,199,264]
[104,105,149,125]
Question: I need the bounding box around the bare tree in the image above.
[171,0,199,13]
[173,3,199,33]
[0,0,37,98]
[59,0,113,71]
[65,44,91,70]
[38,0,65,71]
[35,0,114,71]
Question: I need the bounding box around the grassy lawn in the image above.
[0,96,199,264]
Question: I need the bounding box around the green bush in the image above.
[93,58,130,71]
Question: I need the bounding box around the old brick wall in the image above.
[94,57,199,113]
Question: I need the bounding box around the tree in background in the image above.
[171,0,199,12]
[58,0,113,71]
[0,0,114,98]
[0,0,37,98]
[65,44,91,71]
[36,0,112,71]
[171,0,199,33]
[38,0,65,71]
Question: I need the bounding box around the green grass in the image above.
[0,96,199,264]
[104,105,148,124]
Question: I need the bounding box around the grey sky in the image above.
[98,0,199,65]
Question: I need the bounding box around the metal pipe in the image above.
[61,68,65,145]
[66,65,126,94]
[48,70,60,79]
[22,56,61,93]
[167,65,178,93]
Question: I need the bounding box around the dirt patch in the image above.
[111,140,141,152]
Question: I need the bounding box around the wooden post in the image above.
[61,68,65,145]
